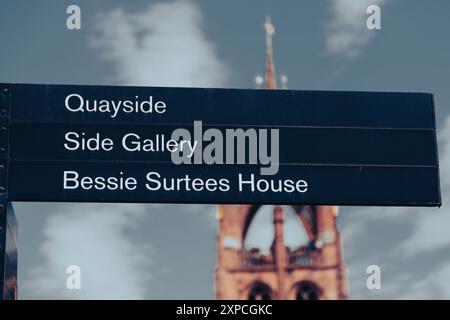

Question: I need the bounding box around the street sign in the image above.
[0,83,441,206]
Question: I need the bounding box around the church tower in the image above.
[215,17,348,300]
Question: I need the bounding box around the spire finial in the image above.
[265,15,275,40]
[264,15,276,89]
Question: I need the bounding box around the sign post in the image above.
[0,83,441,206]
[0,82,442,300]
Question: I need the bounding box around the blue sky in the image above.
[1,0,450,299]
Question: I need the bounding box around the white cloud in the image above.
[393,116,450,256]
[92,0,228,87]
[340,115,450,298]
[343,115,450,255]
[22,204,152,299]
[325,0,386,58]
[359,268,450,300]
[21,1,226,299]
[397,264,450,299]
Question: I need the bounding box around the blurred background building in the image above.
[215,18,348,300]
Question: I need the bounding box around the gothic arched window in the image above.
[295,282,320,300]
[248,282,272,300]
[244,205,310,254]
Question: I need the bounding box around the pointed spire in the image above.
[264,16,276,89]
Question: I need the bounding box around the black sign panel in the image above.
[9,123,437,165]
[8,161,440,206]
[0,83,441,206]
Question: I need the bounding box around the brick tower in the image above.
[215,17,348,300]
